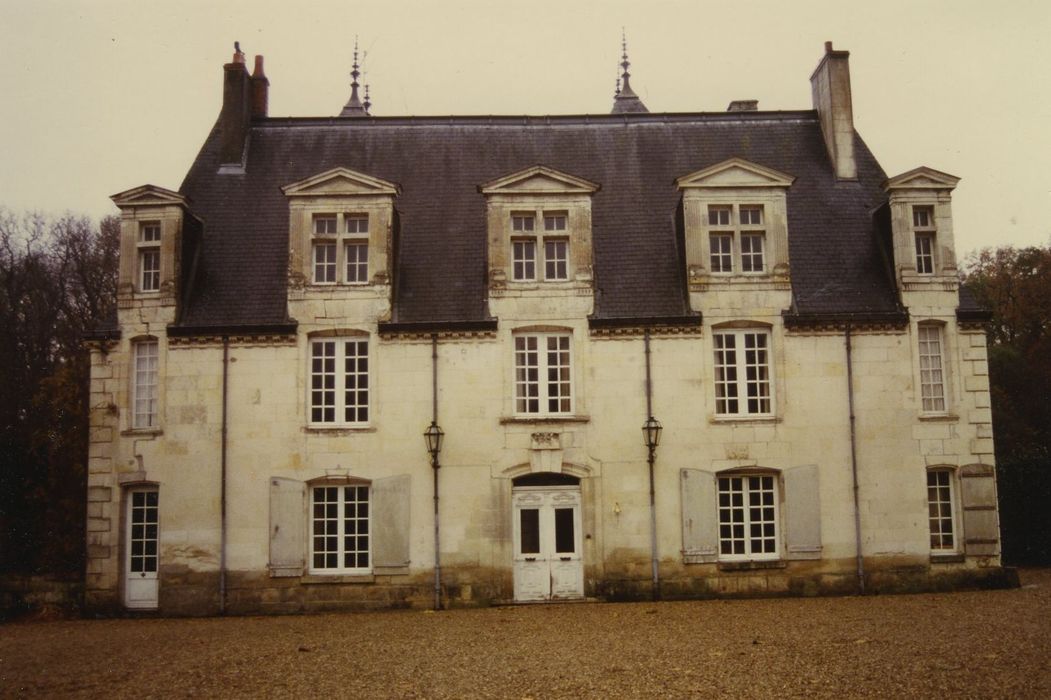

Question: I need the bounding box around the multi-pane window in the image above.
[312,213,370,285]
[707,205,765,274]
[510,212,569,281]
[133,340,159,429]
[918,325,946,412]
[927,470,956,551]
[718,474,778,559]
[344,215,369,284]
[128,489,159,574]
[514,333,572,414]
[311,484,370,573]
[709,234,733,273]
[138,222,161,292]
[312,215,338,283]
[913,206,936,274]
[713,329,772,416]
[309,338,369,425]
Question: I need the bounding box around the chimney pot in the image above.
[253,55,266,78]
[250,55,269,119]
[825,40,833,53]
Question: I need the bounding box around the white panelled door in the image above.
[512,486,584,602]
[124,488,159,609]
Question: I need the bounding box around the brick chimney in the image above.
[250,55,269,119]
[810,41,856,180]
[219,43,251,172]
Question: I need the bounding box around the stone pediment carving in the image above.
[882,166,960,192]
[676,158,795,189]
[281,167,400,197]
[479,165,600,195]
[110,184,188,208]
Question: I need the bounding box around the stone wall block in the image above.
[89,427,113,444]
[969,438,994,455]
[87,517,111,532]
[87,486,112,502]
[964,375,989,392]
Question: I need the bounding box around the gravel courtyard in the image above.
[2,569,1049,698]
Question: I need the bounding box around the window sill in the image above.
[708,415,780,425]
[500,415,590,425]
[930,552,965,564]
[717,560,786,572]
[120,428,163,437]
[918,413,959,423]
[303,426,376,435]
[302,573,375,584]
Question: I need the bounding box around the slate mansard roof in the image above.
[172,108,924,332]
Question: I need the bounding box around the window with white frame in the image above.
[927,470,956,551]
[132,340,159,429]
[913,206,936,275]
[312,213,370,285]
[713,329,772,416]
[309,337,369,425]
[511,212,569,282]
[918,324,947,412]
[718,473,779,559]
[707,204,766,274]
[310,483,370,573]
[514,332,572,415]
[138,222,161,292]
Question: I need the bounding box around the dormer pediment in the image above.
[882,167,960,192]
[110,185,188,209]
[479,166,600,196]
[282,168,400,198]
[676,158,796,189]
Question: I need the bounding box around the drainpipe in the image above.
[431,334,441,611]
[644,329,660,601]
[219,335,230,614]
[845,325,865,594]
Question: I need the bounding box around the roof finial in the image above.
[362,49,372,115]
[340,36,368,117]
[611,30,649,114]
[364,83,371,115]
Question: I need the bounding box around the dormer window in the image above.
[677,158,794,293]
[913,206,936,275]
[310,213,370,285]
[707,205,766,274]
[138,222,161,292]
[480,166,599,297]
[282,168,398,293]
[510,211,569,282]
[883,167,960,290]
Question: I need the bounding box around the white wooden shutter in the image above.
[269,477,305,577]
[959,464,1000,556]
[784,464,822,560]
[372,474,411,573]
[681,469,718,563]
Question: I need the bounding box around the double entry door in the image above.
[512,486,584,601]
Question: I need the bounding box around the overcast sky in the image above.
[2,0,1049,258]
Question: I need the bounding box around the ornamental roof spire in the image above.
[340,37,368,117]
[611,30,649,114]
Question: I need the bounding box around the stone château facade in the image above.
[84,41,1012,615]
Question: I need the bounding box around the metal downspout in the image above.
[645,329,660,601]
[219,335,230,614]
[431,334,442,611]
[845,326,865,594]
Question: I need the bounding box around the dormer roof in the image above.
[882,166,960,192]
[676,158,796,189]
[479,165,600,195]
[282,167,400,197]
[110,184,188,209]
